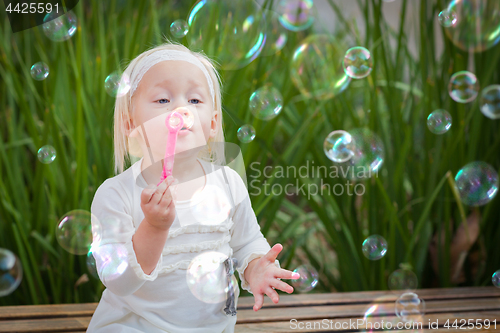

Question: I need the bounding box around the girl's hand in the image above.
[140,176,177,231]
[246,244,300,311]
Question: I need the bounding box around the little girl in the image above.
[87,41,299,333]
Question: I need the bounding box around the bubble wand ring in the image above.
[157,111,184,186]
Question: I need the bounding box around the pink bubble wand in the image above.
[157,111,184,186]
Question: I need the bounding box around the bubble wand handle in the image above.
[157,111,184,186]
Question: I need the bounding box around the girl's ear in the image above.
[209,112,218,138]
[125,116,139,138]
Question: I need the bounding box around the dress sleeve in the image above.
[90,180,163,297]
[225,167,280,294]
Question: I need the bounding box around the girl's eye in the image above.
[189,99,201,104]
[157,99,169,104]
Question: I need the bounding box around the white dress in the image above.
[86,157,278,333]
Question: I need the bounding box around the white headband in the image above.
[129,50,215,105]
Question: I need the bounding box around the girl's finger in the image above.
[253,292,264,312]
[276,268,301,280]
[263,243,283,263]
[270,279,294,294]
[265,287,280,304]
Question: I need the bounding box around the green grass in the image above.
[0,0,499,305]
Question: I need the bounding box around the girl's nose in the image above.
[174,107,194,130]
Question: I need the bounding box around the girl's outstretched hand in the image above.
[246,244,300,311]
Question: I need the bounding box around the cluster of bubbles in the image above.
[37,145,57,164]
[42,10,77,42]
[275,0,314,32]
[427,109,452,134]
[480,85,500,119]
[187,0,265,70]
[290,34,350,100]
[0,248,23,297]
[291,264,319,292]
[438,9,457,28]
[443,0,500,52]
[237,125,256,143]
[249,86,284,120]
[186,251,237,304]
[56,210,101,255]
[362,235,388,260]
[170,19,189,38]
[30,62,49,81]
[455,161,498,206]
[343,47,373,79]
[448,71,479,103]
[104,71,131,98]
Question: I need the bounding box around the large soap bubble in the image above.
[187,0,266,70]
[444,0,500,52]
[290,34,350,100]
[455,161,498,206]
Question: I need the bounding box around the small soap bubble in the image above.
[324,130,354,163]
[388,268,418,292]
[0,248,23,297]
[480,84,500,119]
[56,210,102,255]
[170,19,189,38]
[37,145,57,164]
[362,235,388,260]
[276,0,314,31]
[448,71,479,103]
[455,161,499,206]
[249,86,283,120]
[186,251,236,304]
[105,71,131,98]
[42,10,77,42]
[30,62,49,81]
[189,185,232,226]
[427,109,452,134]
[343,47,373,79]
[291,264,319,292]
[395,292,426,323]
[237,125,256,143]
[492,270,500,288]
[438,9,457,27]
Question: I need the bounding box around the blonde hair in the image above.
[113,40,225,175]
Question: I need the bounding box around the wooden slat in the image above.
[0,317,90,333]
[0,303,97,320]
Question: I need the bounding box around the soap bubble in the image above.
[42,10,77,42]
[170,19,189,38]
[493,270,500,288]
[260,10,288,56]
[362,235,388,260]
[37,145,56,164]
[290,34,350,100]
[395,292,426,324]
[427,109,452,134]
[337,128,385,180]
[237,125,256,143]
[444,0,500,52]
[276,0,314,32]
[104,71,131,98]
[90,243,130,283]
[56,210,102,255]
[249,86,283,120]
[86,252,99,279]
[187,0,265,70]
[291,264,319,292]
[388,268,418,292]
[438,9,457,27]
[480,84,500,119]
[323,130,354,163]
[188,185,232,226]
[455,161,499,206]
[186,251,237,304]
[361,296,401,333]
[0,248,23,297]
[343,47,373,79]
[30,62,49,81]
[448,71,479,103]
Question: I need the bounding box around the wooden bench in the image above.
[0,286,499,332]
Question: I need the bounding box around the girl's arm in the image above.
[132,218,169,275]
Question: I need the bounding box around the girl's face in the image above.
[127,60,217,162]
